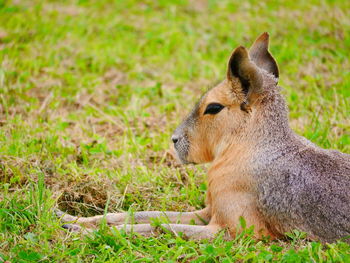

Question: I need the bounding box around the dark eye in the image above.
[204,103,224,115]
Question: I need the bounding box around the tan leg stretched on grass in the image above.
[56,207,222,239]
[56,207,211,227]
[61,222,223,240]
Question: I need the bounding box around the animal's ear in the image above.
[249,32,279,79]
[227,45,263,104]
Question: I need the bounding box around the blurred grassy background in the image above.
[0,0,349,261]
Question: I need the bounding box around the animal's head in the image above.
[172,33,281,164]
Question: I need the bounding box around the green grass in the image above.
[0,0,349,261]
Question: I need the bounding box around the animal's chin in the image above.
[178,154,198,165]
[177,154,189,165]
[174,149,192,165]
[180,159,195,165]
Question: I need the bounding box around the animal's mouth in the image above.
[173,139,190,164]
[174,147,189,164]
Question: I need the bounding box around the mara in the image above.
[58,33,350,244]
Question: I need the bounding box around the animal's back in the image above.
[256,139,350,243]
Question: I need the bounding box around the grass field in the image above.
[1,0,350,261]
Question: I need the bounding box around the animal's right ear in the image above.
[249,32,279,79]
[227,46,263,106]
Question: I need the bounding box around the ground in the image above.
[0,0,349,262]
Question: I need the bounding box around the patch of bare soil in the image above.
[56,175,121,216]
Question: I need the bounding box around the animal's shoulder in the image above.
[258,145,350,197]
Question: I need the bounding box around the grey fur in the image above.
[249,72,350,243]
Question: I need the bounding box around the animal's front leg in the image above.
[212,191,275,239]
[56,207,211,228]
[63,222,222,240]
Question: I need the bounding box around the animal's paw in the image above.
[62,223,82,232]
[62,223,92,234]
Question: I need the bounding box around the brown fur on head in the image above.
[172,33,279,164]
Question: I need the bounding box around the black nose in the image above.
[171,135,179,144]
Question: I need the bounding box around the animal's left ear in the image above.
[227,46,263,105]
[249,32,279,79]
